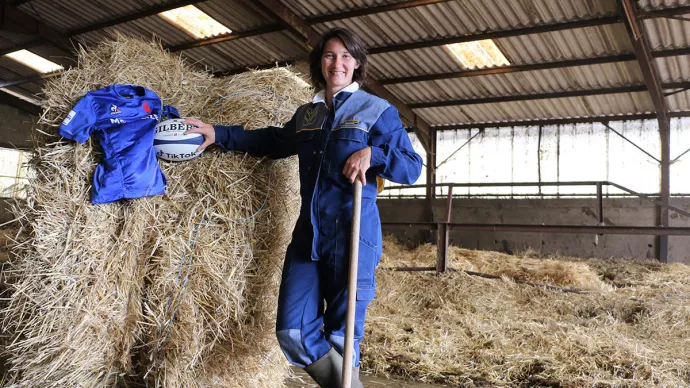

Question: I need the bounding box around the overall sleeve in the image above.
[213,113,298,160]
[59,95,97,143]
[369,106,423,184]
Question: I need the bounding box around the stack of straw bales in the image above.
[1,34,310,387]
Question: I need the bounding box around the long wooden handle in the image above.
[342,179,362,388]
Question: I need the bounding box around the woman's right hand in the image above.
[184,117,216,152]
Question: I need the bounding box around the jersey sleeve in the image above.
[59,95,97,143]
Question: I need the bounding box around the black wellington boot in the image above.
[305,347,343,388]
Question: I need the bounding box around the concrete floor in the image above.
[284,367,448,387]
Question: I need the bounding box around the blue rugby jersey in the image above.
[59,84,177,204]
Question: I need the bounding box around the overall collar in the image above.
[312,82,360,105]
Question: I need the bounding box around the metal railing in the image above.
[381,181,690,271]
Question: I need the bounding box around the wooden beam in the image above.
[368,15,621,55]
[407,82,690,109]
[0,71,62,88]
[620,0,672,263]
[432,113,661,130]
[0,90,41,115]
[253,0,433,152]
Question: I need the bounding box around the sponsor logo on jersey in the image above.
[143,101,152,114]
[110,118,127,124]
[62,110,76,126]
[146,114,159,121]
[110,104,122,115]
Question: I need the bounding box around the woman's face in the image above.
[321,38,359,92]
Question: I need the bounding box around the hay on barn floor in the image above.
[2,34,307,387]
[364,236,690,387]
[381,235,606,290]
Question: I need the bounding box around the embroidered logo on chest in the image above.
[304,108,317,125]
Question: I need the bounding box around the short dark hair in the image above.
[309,27,368,90]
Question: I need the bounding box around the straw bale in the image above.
[2,34,307,387]
[365,236,690,387]
[0,226,18,263]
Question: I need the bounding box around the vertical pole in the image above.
[436,186,453,274]
[659,126,670,263]
[621,0,671,262]
[343,180,362,388]
[595,182,604,246]
[426,128,437,244]
[597,183,604,224]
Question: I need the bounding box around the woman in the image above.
[185,27,422,388]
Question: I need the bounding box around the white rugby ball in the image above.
[153,118,204,162]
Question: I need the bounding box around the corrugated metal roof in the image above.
[0,32,36,47]
[0,0,688,122]
[656,54,690,81]
[368,25,635,80]
[386,61,645,104]
[668,90,690,112]
[415,92,655,125]
[305,0,617,45]
[75,15,195,47]
[16,0,173,33]
[197,0,278,32]
[181,31,307,71]
[638,0,690,48]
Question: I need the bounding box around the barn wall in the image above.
[378,198,690,264]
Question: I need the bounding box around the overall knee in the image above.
[276,329,311,368]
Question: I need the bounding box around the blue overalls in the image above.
[214,83,422,368]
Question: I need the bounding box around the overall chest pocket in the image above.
[327,127,369,175]
[295,130,320,156]
[295,130,319,177]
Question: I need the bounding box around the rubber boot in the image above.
[305,347,343,388]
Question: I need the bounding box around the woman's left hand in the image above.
[343,146,372,185]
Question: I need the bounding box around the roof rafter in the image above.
[637,5,690,19]
[368,15,622,55]
[252,0,434,152]
[379,47,690,85]
[407,82,690,109]
[305,0,454,24]
[0,89,41,115]
[380,53,638,85]
[431,112,690,131]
